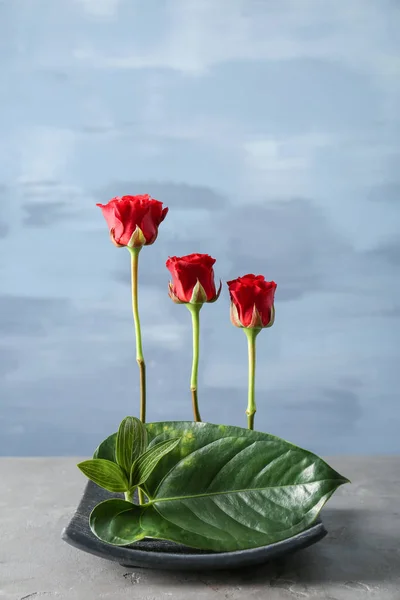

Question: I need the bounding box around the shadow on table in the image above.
[121,508,400,588]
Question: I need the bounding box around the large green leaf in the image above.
[89,422,349,551]
[77,459,129,493]
[116,416,148,475]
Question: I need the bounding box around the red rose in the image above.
[96,194,168,248]
[166,253,221,304]
[227,274,277,328]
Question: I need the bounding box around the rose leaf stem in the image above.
[244,327,261,430]
[128,246,146,505]
[186,303,202,422]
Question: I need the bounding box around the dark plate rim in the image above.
[61,481,328,569]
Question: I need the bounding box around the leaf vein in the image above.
[152,478,347,504]
[153,437,239,496]
[206,442,258,491]
[150,504,231,542]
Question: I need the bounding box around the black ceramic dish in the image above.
[62,481,328,570]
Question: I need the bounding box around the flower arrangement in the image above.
[77,194,349,552]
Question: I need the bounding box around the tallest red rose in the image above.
[97,194,168,248]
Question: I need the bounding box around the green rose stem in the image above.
[128,246,146,505]
[244,327,261,430]
[128,247,146,422]
[186,304,202,422]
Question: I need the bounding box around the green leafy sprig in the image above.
[78,420,349,552]
[78,417,180,503]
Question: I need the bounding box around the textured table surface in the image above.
[1,457,399,600]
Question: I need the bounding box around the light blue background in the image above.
[1,0,399,456]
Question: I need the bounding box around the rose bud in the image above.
[96,194,168,248]
[166,253,222,305]
[227,274,277,329]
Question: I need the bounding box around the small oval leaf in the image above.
[90,498,146,545]
[77,459,129,492]
[116,417,148,474]
[130,438,181,487]
[116,418,133,472]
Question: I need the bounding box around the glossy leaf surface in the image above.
[89,422,349,551]
[90,499,146,545]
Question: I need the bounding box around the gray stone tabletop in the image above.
[1,457,399,600]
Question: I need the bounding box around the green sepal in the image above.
[127,226,146,248]
[189,280,208,304]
